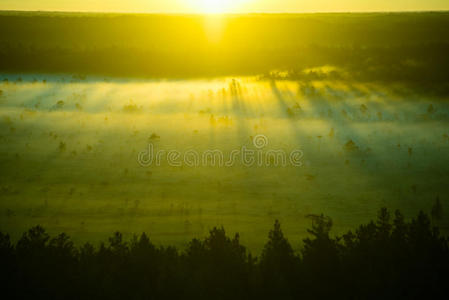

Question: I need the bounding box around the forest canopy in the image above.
[0,11,449,90]
[1,208,448,299]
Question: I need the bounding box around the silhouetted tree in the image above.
[184,227,252,299]
[259,220,299,299]
[302,214,341,298]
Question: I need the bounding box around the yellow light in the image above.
[189,0,249,14]
[202,0,228,13]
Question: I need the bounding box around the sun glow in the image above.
[192,0,247,14]
[203,0,226,13]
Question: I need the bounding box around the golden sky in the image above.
[0,0,448,13]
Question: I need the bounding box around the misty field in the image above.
[0,12,449,251]
[1,73,448,251]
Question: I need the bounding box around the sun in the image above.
[193,0,248,14]
[202,0,229,13]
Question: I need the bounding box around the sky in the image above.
[0,0,448,14]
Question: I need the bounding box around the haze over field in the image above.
[0,11,448,252]
[1,72,449,250]
[1,2,449,299]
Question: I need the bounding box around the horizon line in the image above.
[1,9,449,16]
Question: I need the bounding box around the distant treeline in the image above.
[0,12,449,87]
[1,207,448,299]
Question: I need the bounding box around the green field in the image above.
[0,12,448,252]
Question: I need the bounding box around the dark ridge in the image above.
[0,11,449,85]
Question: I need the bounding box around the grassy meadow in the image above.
[0,12,449,252]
